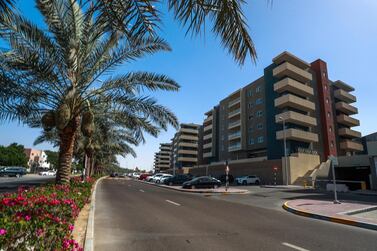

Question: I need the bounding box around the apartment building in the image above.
[170,124,200,172]
[153,143,172,172]
[200,51,363,164]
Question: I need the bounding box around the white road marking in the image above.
[166,200,181,206]
[282,242,310,251]
[139,189,145,193]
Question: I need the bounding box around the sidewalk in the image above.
[139,180,249,194]
[283,199,377,231]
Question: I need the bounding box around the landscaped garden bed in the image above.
[0,177,96,250]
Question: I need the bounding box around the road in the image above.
[0,174,54,193]
[94,178,377,251]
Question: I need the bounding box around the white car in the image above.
[235,175,260,185]
[132,172,140,179]
[39,170,56,176]
[156,174,173,184]
[148,173,164,182]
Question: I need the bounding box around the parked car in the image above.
[0,167,27,178]
[219,174,234,184]
[235,175,260,185]
[110,172,118,177]
[132,172,140,179]
[156,174,173,184]
[182,176,221,189]
[138,173,151,180]
[147,173,164,182]
[163,174,193,186]
[39,170,56,176]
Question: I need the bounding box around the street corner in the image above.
[283,199,377,231]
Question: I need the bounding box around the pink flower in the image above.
[36,228,44,237]
[25,215,31,221]
[0,229,6,235]
[69,224,74,232]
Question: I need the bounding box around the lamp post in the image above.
[279,116,289,185]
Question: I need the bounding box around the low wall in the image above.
[284,153,320,184]
[188,159,283,185]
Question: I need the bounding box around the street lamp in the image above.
[279,116,289,185]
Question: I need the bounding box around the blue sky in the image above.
[0,0,376,171]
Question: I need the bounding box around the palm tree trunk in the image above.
[56,117,79,184]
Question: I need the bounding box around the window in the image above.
[221,135,224,141]
[326,98,329,104]
[248,102,254,109]
[329,126,333,133]
[256,86,262,93]
[249,138,254,145]
[247,90,253,97]
[257,123,263,130]
[248,114,254,120]
[248,126,254,133]
[327,112,331,118]
[256,110,263,117]
[257,136,264,143]
[256,98,263,105]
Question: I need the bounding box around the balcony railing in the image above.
[228,108,241,118]
[228,97,241,108]
[228,143,241,152]
[228,120,241,129]
[228,131,241,140]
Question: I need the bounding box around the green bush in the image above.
[0,177,96,250]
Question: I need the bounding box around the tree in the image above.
[0,0,179,183]
[0,143,28,167]
[45,150,58,169]
[0,0,14,18]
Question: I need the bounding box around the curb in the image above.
[137,180,249,194]
[84,176,108,251]
[282,201,377,231]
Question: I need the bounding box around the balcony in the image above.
[276,128,318,143]
[337,114,360,127]
[228,108,241,119]
[334,89,356,103]
[333,80,355,92]
[180,128,198,134]
[335,102,358,115]
[178,142,198,148]
[228,120,241,129]
[204,124,213,132]
[203,133,212,140]
[340,140,363,152]
[203,152,213,158]
[204,115,213,124]
[177,157,197,162]
[228,143,241,152]
[274,94,315,112]
[273,62,313,83]
[338,128,361,139]
[228,131,241,140]
[275,111,317,127]
[178,149,198,155]
[179,134,199,141]
[273,51,310,70]
[160,147,171,151]
[228,97,241,108]
[274,78,314,97]
[203,142,213,149]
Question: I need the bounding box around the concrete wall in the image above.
[188,158,283,185]
[284,153,320,184]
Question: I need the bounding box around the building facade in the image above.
[153,143,172,172]
[24,148,50,170]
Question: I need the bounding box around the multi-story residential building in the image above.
[170,123,200,172]
[199,51,363,166]
[24,148,50,170]
[153,143,172,172]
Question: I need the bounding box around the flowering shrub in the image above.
[0,177,96,250]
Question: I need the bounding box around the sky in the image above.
[0,0,376,171]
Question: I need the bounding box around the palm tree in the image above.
[0,0,179,183]
[0,0,14,18]
[93,0,257,65]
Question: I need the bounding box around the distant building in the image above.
[24,148,50,170]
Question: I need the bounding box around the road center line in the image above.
[166,200,181,206]
[282,242,310,251]
[139,189,145,192]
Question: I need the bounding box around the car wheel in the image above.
[16,174,21,178]
[214,185,218,189]
[242,180,247,186]
[255,180,260,185]
[169,182,173,186]
[191,185,196,189]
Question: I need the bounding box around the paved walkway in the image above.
[284,199,377,230]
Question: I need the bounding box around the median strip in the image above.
[282,242,310,251]
[166,200,181,206]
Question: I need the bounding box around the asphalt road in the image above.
[94,178,377,251]
[0,174,55,193]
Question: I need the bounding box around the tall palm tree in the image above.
[93,0,257,65]
[0,0,179,183]
[0,0,14,18]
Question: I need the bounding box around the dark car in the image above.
[219,174,234,184]
[110,172,118,177]
[182,176,221,189]
[0,167,27,177]
[163,174,193,186]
